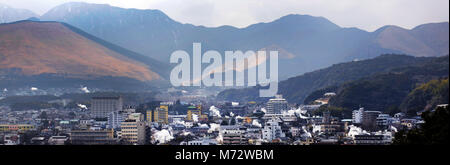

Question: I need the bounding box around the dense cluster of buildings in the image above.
[0,92,437,145]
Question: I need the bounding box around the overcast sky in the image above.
[1,0,448,31]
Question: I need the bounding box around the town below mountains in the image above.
[0,2,448,145]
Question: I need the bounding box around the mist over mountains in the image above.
[0,3,38,23]
[0,2,448,92]
[37,2,449,79]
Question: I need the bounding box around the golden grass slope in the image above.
[0,21,160,81]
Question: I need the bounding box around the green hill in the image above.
[323,55,449,114]
[400,78,449,115]
[218,54,442,103]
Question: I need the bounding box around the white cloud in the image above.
[0,0,448,31]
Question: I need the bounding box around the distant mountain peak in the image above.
[374,22,449,57]
[0,3,38,23]
[43,1,171,20]
[274,14,340,29]
[373,25,407,34]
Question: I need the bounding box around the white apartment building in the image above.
[262,119,285,141]
[352,107,364,124]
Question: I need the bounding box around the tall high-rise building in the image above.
[154,105,169,124]
[146,110,153,122]
[91,96,123,119]
[121,113,146,145]
[352,107,364,124]
[266,95,288,114]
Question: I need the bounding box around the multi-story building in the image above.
[362,111,382,130]
[354,135,390,145]
[70,129,115,145]
[187,105,202,122]
[266,95,288,114]
[91,96,123,119]
[121,113,146,145]
[376,114,393,129]
[352,107,383,130]
[146,110,153,122]
[262,119,285,141]
[0,124,35,132]
[320,123,343,135]
[352,107,364,124]
[221,125,248,145]
[246,126,262,140]
[107,110,132,129]
[154,105,169,124]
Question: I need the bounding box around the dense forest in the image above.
[310,55,449,116]
[400,78,449,115]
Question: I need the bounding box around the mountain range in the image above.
[0,2,448,91]
[37,2,449,79]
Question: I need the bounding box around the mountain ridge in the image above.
[325,55,449,114]
[1,2,448,84]
[0,20,169,91]
[38,2,449,79]
[217,54,448,104]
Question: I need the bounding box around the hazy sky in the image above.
[1,0,448,31]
